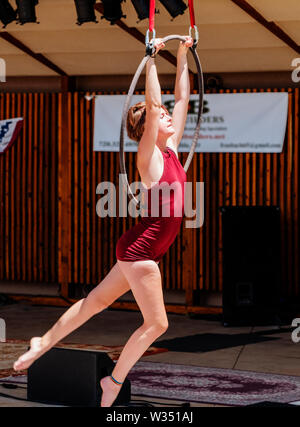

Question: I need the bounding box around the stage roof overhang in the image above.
[0,0,299,78]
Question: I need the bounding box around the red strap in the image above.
[149,0,155,32]
[188,0,195,28]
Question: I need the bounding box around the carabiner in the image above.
[189,25,199,48]
[145,29,156,56]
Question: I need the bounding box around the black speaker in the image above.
[27,347,131,407]
[220,206,281,326]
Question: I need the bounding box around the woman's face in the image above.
[158,108,175,137]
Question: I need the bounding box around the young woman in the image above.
[13,36,194,407]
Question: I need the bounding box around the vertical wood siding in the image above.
[0,92,59,283]
[0,88,299,300]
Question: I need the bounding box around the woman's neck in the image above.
[156,135,169,152]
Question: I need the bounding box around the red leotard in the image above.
[116,146,187,262]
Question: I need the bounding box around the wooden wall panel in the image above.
[0,88,299,302]
[0,92,59,283]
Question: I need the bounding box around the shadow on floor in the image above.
[154,330,287,352]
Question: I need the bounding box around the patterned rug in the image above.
[2,341,300,406]
[0,339,168,379]
[126,361,300,406]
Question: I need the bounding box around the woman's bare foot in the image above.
[100,375,122,407]
[13,337,46,371]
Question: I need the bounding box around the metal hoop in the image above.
[119,34,204,206]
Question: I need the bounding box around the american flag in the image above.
[0,118,23,154]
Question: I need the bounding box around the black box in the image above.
[220,206,281,326]
[27,346,131,407]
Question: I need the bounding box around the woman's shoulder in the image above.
[137,145,164,188]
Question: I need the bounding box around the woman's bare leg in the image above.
[13,262,131,371]
[100,259,168,407]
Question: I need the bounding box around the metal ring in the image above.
[119,34,204,206]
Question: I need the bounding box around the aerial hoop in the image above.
[119,34,204,206]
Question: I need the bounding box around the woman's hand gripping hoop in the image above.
[119,35,204,207]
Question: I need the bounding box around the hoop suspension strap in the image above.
[188,0,195,28]
[149,0,155,32]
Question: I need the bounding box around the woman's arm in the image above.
[170,36,193,149]
[138,39,165,166]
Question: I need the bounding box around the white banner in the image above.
[0,118,23,154]
[93,93,288,153]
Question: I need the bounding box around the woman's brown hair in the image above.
[126,102,147,143]
[126,102,169,143]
